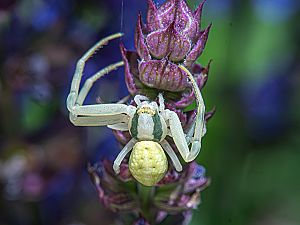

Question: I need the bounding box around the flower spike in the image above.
[68,0,215,224]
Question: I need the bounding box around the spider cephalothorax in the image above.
[128,99,167,142]
[67,33,206,186]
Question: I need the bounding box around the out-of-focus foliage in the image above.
[0,0,299,225]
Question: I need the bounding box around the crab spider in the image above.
[67,33,206,182]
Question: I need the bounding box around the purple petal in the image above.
[168,24,192,62]
[135,13,151,61]
[119,162,133,182]
[147,0,161,31]
[195,72,208,90]
[156,211,168,223]
[165,103,188,126]
[155,0,198,41]
[205,107,216,122]
[182,18,199,43]
[146,26,171,59]
[191,63,203,74]
[120,44,138,95]
[184,24,212,67]
[184,163,209,193]
[157,169,180,185]
[138,59,189,92]
[182,211,193,225]
[146,22,191,61]
[170,61,212,108]
[157,0,177,27]
[196,60,212,89]
[112,130,131,145]
[174,0,195,36]
[172,91,195,108]
[185,109,197,130]
[194,0,206,25]
[184,0,206,42]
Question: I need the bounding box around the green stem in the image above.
[138,184,155,223]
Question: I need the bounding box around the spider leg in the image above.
[158,93,165,112]
[134,95,149,106]
[69,113,129,127]
[160,140,182,172]
[166,65,205,162]
[180,65,205,138]
[68,103,136,127]
[66,33,137,127]
[68,61,126,125]
[185,120,207,145]
[67,33,124,111]
[107,123,129,131]
[113,138,137,174]
[180,65,206,160]
[117,95,131,104]
[76,61,124,106]
[166,110,191,162]
[185,121,196,145]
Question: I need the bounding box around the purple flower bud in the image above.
[122,0,212,105]
[184,163,209,193]
[138,59,189,92]
[184,24,212,67]
[146,22,191,62]
[136,0,210,68]
[87,162,137,213]
[135,14,151,61]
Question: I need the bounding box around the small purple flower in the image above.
[87,161,137,213]
[88,160,209,224]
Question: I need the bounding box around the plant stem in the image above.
[138,184,155,223]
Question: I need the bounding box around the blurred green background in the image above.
[0,0,299,225]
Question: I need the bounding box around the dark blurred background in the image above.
[0,0,299,225]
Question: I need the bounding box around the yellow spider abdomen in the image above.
[129,141,168,186]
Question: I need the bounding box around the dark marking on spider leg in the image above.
[152,111,163,141]
[130,113,139,139]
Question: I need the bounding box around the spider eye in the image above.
[137,106,156,116]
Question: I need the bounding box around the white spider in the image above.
[66,33,206,176]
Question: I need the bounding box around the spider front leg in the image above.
[185,120,207,145]
[180,65,206,160]
[67,33,124,111]
[158,93,165,112]
[165,65,206,162]
[67,33,136,126]
[134,95,149,106]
